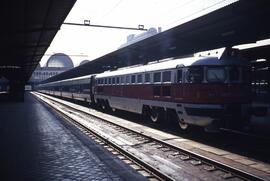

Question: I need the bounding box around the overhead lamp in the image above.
[84,20,90,25]
[138,25,144,30]
[0,65,21,69]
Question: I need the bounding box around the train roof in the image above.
[61,74,92,82]
[95,56,248,78]
[40,74,93,86]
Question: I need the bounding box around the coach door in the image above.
[90,76,95,103]
[175,68,184,100]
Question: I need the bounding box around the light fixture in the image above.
[138,25,144,30]
[84,20,90,25]
[0,65,21,69]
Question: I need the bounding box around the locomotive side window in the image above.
[162,71,171,82]
[229,67,240,82]
[108,78,111,84]
[154,72,161,83]
[207,67,226,83]
[177,69,183,83]
[137,74,142,83]
[186,67,203,83]
[131,75,136,83]
[145,73,150,83]
[121,76,125,84]
[126,75,130,84]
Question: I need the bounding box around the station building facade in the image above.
[30,53,74,83]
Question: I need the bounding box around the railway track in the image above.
[33,92,267,181]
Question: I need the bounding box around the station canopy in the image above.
[0,0,76,83]
[43,0,270,83]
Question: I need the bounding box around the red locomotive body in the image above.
[94,56,251,131]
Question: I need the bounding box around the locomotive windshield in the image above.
[184,66,249,84]
[207,67,226,83]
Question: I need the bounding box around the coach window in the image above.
[112,77,115,84]
[177,69,183,83]
[154,72,161,83]
[104,78,107,85]
[137,74,142,83]
[186,67,203,83]
[145,73,150,83]
[116,77,120,84]
[131,75,136,84]
[162,71,171,82]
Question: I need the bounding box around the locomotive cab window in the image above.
[207,67,226,83]
[186,67,203,83]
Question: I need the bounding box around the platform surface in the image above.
[0,93,145,180]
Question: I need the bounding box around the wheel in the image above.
[101,104,106,110]
[178,118,188,130]
[150,108,159,122]
[101,100,106,110]
[150,107,164,123]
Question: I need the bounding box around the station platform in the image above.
[0,92,146,180]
